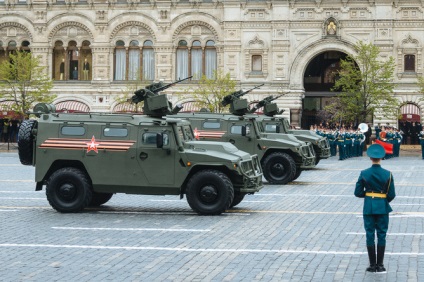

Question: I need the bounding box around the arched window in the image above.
[191,40,202,80]
[21,40,30,52]
[176,40,189,79]
[205,40,217,79]
[114,40,126,80]
[114,40,155,81]
[176,39,217,80]
[128,40,140,80]
[142,40,154,81]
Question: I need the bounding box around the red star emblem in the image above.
[193,128,200,140]
[86,135,100,153]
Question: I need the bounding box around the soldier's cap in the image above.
[367,144,385,159]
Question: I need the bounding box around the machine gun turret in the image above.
[249,95,284,116]
[221,84,264,107]
[130,76,193,104]
[221,84,264,116]
[129,76,192,117]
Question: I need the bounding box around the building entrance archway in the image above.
[302,51,348,129]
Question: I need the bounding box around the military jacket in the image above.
[354,164,396,215]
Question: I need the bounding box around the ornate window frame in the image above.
[397,34,422,78]
[244,34,268,79]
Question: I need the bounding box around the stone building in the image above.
[0,0,423,129]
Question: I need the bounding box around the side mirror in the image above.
[156,133,163,148]
[276,125,280,133]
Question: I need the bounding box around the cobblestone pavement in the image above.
[1,152,423,282]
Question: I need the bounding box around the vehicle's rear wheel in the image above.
[230,192,246,208]
[46,167,92,213]
[90,192,113,206]
[17,120,38,165]
[262,152,296,185]
[186,170,234,215]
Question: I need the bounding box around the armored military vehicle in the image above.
[252,97,331,164]
[176,86,316,185]
[17,79,263,215]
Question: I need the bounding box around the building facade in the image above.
[0,0,423,128]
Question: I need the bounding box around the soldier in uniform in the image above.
[375,123,381,141]
[419,130,424,160]
[329,130,337,157]
[337,129,346,160]
[355,144,396,273]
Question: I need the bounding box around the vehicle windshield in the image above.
[178,125,195,142]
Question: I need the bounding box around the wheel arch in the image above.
[41,160,92,186]
[180,165,237,195]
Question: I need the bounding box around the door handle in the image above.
[139,152,148,160]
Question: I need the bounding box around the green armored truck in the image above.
[176,86,316,185]
[252,98,331,165]
[17,79,263,215]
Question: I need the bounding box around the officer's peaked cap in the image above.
[366,144,385,159]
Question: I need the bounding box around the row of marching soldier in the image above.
[316,126,367,161]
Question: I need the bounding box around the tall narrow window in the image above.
[252,55,262,72]
[142,40,154,81]
[205,40,217,79]
[175,39,217,80]
[128,40,140,80]
[115,40,126,80]
[191,40,202,80]
[404,55,415,72]
[177,40,189,79]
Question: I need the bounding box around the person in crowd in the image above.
[419,130,424,160]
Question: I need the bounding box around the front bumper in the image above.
[238,155,263,193]
[318,138,331,159]
[300,143,316,169]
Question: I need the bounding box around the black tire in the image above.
[315,157,321,165]
[18,120,38,165]
[46,167,92,213]
[291,168,302,181]
[186,170,234,215]
[230,192,246,208]
[90,192,113,206]
[262,152,296,185]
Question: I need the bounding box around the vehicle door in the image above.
[136,127,175,185]
[226,120,256,153]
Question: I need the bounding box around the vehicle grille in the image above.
[320,138,330,149]
[240,155,262,176]
[302,144,315,158]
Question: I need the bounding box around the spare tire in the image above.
[18,119,38,165]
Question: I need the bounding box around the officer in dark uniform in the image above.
[354,144,396,273]
[419,130,424,159]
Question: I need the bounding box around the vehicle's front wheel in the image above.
[186,170,234,215]
[230,192,246,208]
[291,167,302,181]
[90,192,113,206]
[262,152,296,185]
[46,167,92,213]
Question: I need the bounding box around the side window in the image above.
[265,124,277,133]
[231,124,251,135]
[104,128,128,137]
[61,126,85,136]
[203,121,220,129]
[142,132,157,145]
[142,132,169,146]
